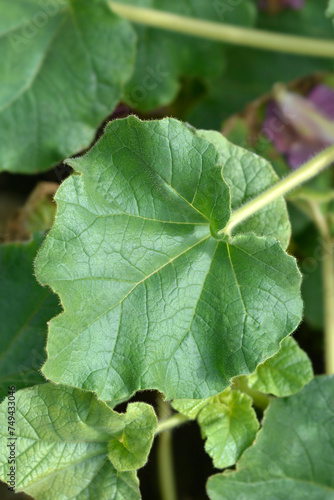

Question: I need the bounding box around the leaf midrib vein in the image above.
[22,447,107,493]
[113,126,210,223]
[55,199,209,225]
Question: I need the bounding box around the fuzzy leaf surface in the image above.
[208,376,334,500]
[0,0,135,173]
[248,336,313,397]
[0,384,157,498]
[36,117,302,402]
[0,234,61,400]
[173,388,258,468]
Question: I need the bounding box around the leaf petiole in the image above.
[322,233,334,374]
[157,396,178,500]
[232,377,270,411]
[220,145,334,237]
[108,2,334,59]
[155,412,190,435]
[305,201,334,375]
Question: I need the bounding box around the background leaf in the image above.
[118,0,256,111]
[327,0,334,18]
[36,116,302,403]
[207,376,334,500]
[0,0,135,173]
[188,0,333,130]
[0,233,61,400]
[0,384,157,498]
[248,336,314,397]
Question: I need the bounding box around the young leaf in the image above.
[207,375,334,500]
[248,336,314,397]
[196,130,291,248]
[0,233,61,400]
[0,384,157,498]
[0,0,135,173]
[35,116,302,402]
[172,397,212,420]
[118,0,256,111]
[173,389,259,469]
[108,403,158,471]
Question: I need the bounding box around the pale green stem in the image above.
[322,234,334,374]
[232,377,270,411]
[108,2,334,59]
[156,396,179,500]
[306,201,334,375]
[220,145,334,236]
[306,200,329,240]
[156,413,190,435]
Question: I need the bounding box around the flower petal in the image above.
[308,84,334,121]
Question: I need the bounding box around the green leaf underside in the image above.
[0,384,157,499]
[118,0,256,111]
[207,376,334,500]
[0,0,135,173]
[36,116,302,402]
[248,336,313,397]
[0,234,61,400]
[173,388,259,469]
[196,130,291,249]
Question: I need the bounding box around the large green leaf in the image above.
[0,234,61,400]
[0,0,135,173]
[173,388,259,469]
[35,116,302,402]
[196,129,291,248]
[117,0,256,111]
[0,384,157,498]
[248,336,313,397]
[207,375,334,500]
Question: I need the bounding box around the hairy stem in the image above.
[108,2,334,59]
[232,376,270,411]
[307,201,334,375]
[156,413,190,435]
[156,396,179,500]
[322,234,334,374]
[220,145,334,236]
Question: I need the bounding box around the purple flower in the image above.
[258,0,304,12]
[262,84,334,169]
